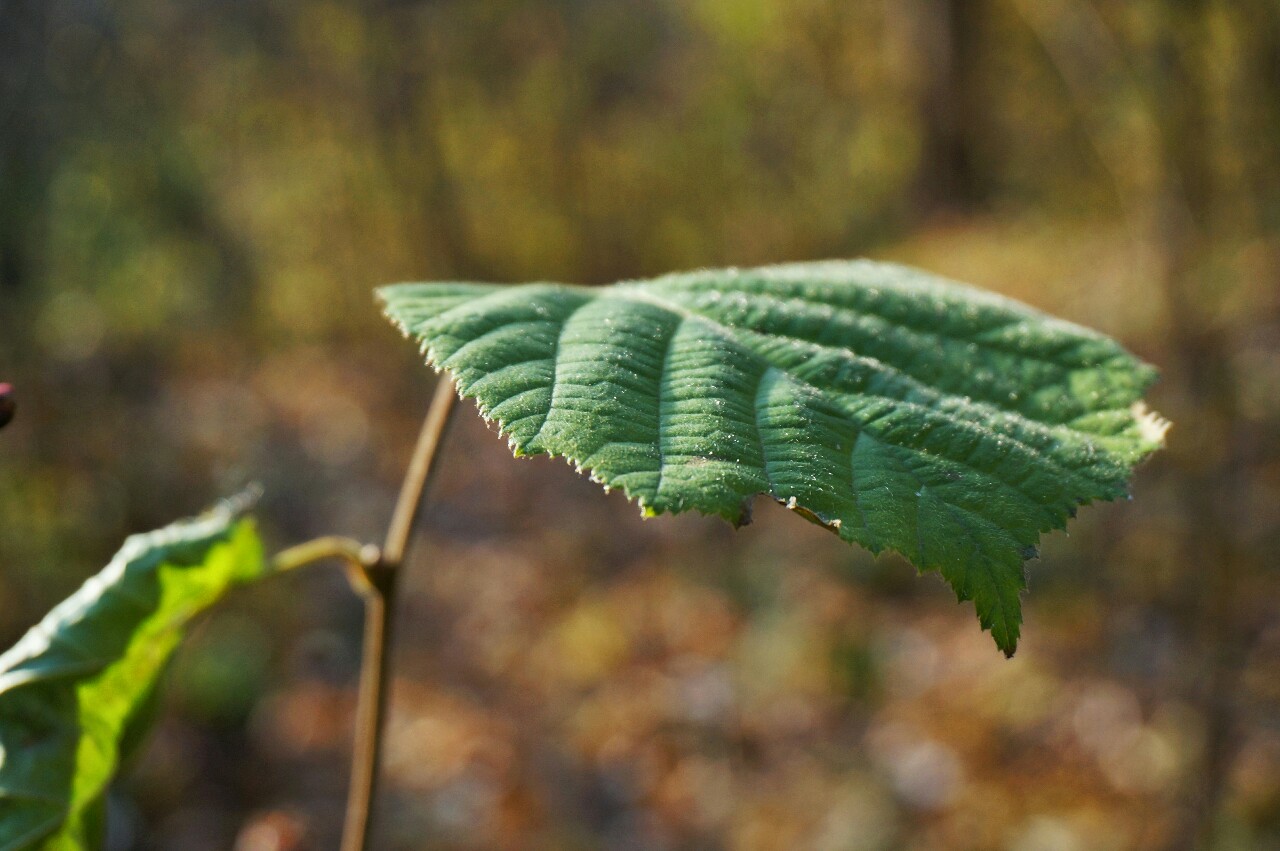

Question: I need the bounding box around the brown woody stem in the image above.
[340,377,457,851]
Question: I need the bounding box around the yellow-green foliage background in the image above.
[2,2,1279,849]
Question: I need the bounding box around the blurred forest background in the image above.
[2,0,1279,849]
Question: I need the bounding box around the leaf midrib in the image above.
[609,287,1121,500]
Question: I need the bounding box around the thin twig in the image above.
[340,377,457,851]
[273,536,376,575]
[383,378,459,566]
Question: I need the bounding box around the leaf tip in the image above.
[1131,401,1170,450]
[990,617,1021,658]
[215,485,263,521]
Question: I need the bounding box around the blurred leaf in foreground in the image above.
[382,260,1166,655]
[0,495,265,850]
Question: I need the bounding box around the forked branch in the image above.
[341,377,457,851]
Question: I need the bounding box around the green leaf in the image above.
[380,261,1166,654]
[0,496,266,850]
